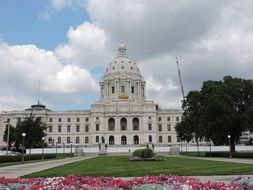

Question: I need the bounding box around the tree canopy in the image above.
[176,76,253,152]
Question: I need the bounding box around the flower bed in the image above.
[0,175,252,189]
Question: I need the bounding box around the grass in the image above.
[25,156,253,177]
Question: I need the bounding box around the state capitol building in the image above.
[0,42,183,148]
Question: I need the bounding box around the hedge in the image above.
[133,148,155,158]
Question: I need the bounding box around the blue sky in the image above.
[1,0,253,111]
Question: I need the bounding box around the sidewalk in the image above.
[0,155,96,178]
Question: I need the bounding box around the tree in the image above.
[177,76,253,152]
[3,124,16,149]
[14,114,47,150]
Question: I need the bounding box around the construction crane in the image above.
[176,57,185,101]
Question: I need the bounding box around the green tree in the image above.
[177,76,253,152]
[3,124,16,148]
[15,114,47,150]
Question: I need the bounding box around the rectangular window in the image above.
[121,86,125,93]
[85,118,89,122]
[17,117,21,122]
[67,118,71,122]
[112,86,115,94]
[49,118,53,122]
[76,125,80,132]
[7,118,10,122]
[58,125,62,132]
[167,124,171,131]
[158,124,162,131]
[167,117,170,121]
[76,118,80,122]
[96,117,99,120]
[158,117,162,122]
[148,123,152,131]
[85,125,89,132]
[131,86,134,93]
[67,125,71,132]
[58,118,62,122]
[96,124,99,131]
[176,117,180,122]
[49,126,52,133]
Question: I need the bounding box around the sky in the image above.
[1,0,253,111]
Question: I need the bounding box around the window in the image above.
[49,118,53,122]
[167,117,170,121]
[96,124,99,131]
[133,135,139,144]
[148,123,152,131]
[109,136,115,145]
[167,124,171,131]
[67,125,71,132]
[96,136,99,143]
[158,117,162,122]
[148,116,151,119]
[85,137,89,144]
[120,117,127,131]
[112,86,115,94]
[176,117,180,122]
[85,118,89,122]
[96,117,99,120]
[76,137,80,144]
[168,136,172,143]
[131,86,134,93]
[159,136,163,143]
[76,118,80,122]
[67,118,71,122]
[58,125,62,132]
[85,125,89,132]
[76,125,80,132]
[7,118,10,122]
[121,86,125,93]
[108,118,115,131]
[17,117,21,122]
[121,136,127,145]
[132,118,139,131]
[67,137,71,144]
[57,137,61,144]
[158,124,162,131]
[48,126,52,133]
[149,135,152,142]
[58,118,62,122]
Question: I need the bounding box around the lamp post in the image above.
[227,135,232,158]
[55,141,58,156]
[22,133,26,162]
[70,141,73,155]
[75,144,78,157]
[63,142,65,158]
[4,121,10,156]
[42,137,45,160]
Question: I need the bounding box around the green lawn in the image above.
[26,156,253,177]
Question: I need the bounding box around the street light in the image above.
[55,141,58,156]
[4,121,10,156]
[42,137,45,160]
[63,142,65,157]
[75,144,78,157]
[22,133,26,162]
[227,135,232,158]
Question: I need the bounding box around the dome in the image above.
[103,42,142,80]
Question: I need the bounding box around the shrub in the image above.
[133,148,155,158]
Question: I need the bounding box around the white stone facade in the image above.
[0,42,183,148]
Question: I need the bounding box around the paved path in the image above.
[0,155,96,178]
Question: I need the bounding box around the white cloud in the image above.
[43,64,99,93]
[55,22,111,68]
[51,0,73,10]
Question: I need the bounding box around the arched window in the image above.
[121,136,127,145]
[67,137,71,144]
[109,136,115,145]
[48,137,52,144]
[96,136,99,143]
[108,118,115,131]
[168,136,172,143]
[57,137,61,144]
[76,137,80,144]
[133,135,139,145]
[85,137,89,144]
[120,118,127,131]
[159,136,163,143]
[149,135,152,142]
[132,118,139,131]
